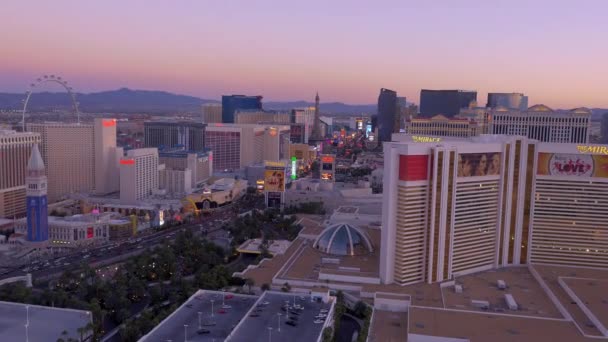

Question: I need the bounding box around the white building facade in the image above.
[119,148,159,203]
[380,135,608,286]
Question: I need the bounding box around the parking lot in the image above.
[142,290,258,341]
[229,292,333,342]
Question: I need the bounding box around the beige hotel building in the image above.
[381,135,608,286]
[0,130,41,218]
[28,118,121,203]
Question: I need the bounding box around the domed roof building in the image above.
[313,223,373,256]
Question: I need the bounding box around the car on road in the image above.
[314,319,324,324]
[285,320,297,326]
[197,329,211,334]
[249,313,260,317]
[221,304,231,309]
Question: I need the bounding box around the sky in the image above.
[1,0,607,108]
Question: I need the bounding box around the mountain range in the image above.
[1,88,606,118]
[0,88,376,115]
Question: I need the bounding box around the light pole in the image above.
[183,324,188,342]
[211,300,215,317]
[277,313,282,332]
[267,327,273,342]
[25,305,30,342]
[198,311,202,330]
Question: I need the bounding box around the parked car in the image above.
[197,329,211,334]
[285,320,297,327]
[314,319,324,324]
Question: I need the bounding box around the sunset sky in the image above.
[1,0,607,108]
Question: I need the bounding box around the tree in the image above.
[322,327,333,342]
[261,283,271,292]
[245,278,255,293]
[353,301,368,318]
[281,282,291,292]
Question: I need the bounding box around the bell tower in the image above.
[26,144,49,242]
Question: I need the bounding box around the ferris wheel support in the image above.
[21,74,80,132]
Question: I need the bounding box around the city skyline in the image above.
[2,0,607,108]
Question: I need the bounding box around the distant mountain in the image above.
[0,88,218,114]
[264,101,376,115]
[0,88,377,115]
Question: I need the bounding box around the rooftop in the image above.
[0,301,92,342]
[442,266,562,318]
[368,310,408,342]
[237,239,292,256]
[141,290,258,342]
[230,291,334,342]
[408,306,592,342]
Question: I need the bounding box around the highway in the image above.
[0,202,241,283]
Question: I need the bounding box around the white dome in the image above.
[313,223,373,256]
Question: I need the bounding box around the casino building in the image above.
[380,135,608,286]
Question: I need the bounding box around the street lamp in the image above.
[267,327,273,342]
[183,324,188,342]
[211,300,215,317]
[198,311,202,330]
[25,305,30,342]
[277,313,282,332]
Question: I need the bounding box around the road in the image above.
[0,201,244,283]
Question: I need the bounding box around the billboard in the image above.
[87,227,94,239]
[264,168,285,192]
[458,152,501,177]
[536,153,608,178]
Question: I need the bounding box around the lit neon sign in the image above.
[120,159,135,165]
[576,145,608,155]
[321,156,334,163]
[102,119,116,127]
[412,136,441,143]
[291,156,297,180]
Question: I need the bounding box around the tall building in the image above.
[159,150,213,187]
[25,144,48,242]
[202,103,222,123]
[396,96,408,131]
[144,121,206,152]
[489,105,590,143]
[291,107,316,144]
[94,119,122,195]
[308,93,323,144]
[205,124,290,171]
[486,92,528,111]
[380,135,608,286]
[403,115,484,138]
[377,88,398,142]
[419,89,477,117]
[0,130,40,218]
[28,119,119,202]
[601,112,608,144]
[234,110,290,125]
[221,95,263,123]
[119,148,159,203]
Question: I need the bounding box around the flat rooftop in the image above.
[561,277,608,334]
[230,291,333,342]
[442,266,562,318]
[368,310,408,342]
[237,239,291,256]
[141,290,258,341]
[408,306,592,342]
[0,301,91,342]
[533,264,608,337]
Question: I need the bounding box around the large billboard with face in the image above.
[458,153,501,177]
[264,168,285,192]
[536,153,608,178]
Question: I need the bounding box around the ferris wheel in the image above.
[21,74,80,132]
